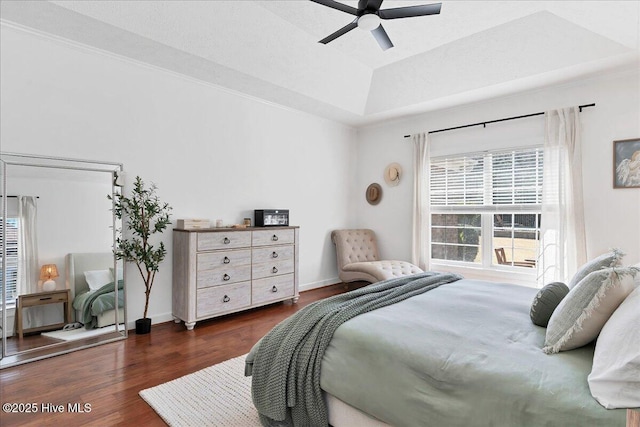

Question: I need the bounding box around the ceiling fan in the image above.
[310,0,442,51]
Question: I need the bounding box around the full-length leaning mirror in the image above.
[0,152,127,369]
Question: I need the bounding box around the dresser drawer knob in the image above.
[223,237,230,244]
[223,295,230,303]
[272,234,278,241]
[223,256,230,264]
[223,274,231,281]
[272,251,278,258]
[272,286,278,293]
[272,267,278,274]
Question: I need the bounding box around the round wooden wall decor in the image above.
[366,183,382,205]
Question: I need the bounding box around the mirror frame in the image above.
[0,152,127,369]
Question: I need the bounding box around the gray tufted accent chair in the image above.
[331,229,423,284]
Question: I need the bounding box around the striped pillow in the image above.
[568,249,624,289]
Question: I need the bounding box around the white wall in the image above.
[8,168,114,272]
[0,25,357,327]
[354,68,640,276]
[2,23,638,330]
[2,169,114,334]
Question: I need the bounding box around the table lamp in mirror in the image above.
[40,264,59,291]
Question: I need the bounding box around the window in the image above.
[430,147,543,269]
[0,218,19,305]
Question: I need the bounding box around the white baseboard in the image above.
[127,312,175,331]
[299,277,340,292]
[139,280,341,330]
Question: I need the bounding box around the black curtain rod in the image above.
[403,103,595,138]
[0,195,40,198]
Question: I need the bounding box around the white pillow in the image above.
[84,269,113,291]
[543,266,638,354]
[109,266,124,281]
[588,285,640,408]
[568,249,624,289]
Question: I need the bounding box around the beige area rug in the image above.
[139,354,261,427]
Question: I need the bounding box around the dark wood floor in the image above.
[0,283,356,427]
[5,333,64,354]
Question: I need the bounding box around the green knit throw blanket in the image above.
[249,271,462,427]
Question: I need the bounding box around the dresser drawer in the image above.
[252,245,294,264]
[252,274,295,305]
[197,249,251,271]
[252,258,294,279]
[173,226,299,330]
[20,290,69,307]
[197,231,251,251]
[197,265,251,288]
[197,282,251,317]
[252,229,295,247]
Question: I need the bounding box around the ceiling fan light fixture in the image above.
[312,1,442,50]
[357,13,380,31]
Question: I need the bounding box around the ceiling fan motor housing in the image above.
[358,13,381,31]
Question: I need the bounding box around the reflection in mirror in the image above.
[0,153,126,369]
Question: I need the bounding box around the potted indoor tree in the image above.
[110,176,172,334]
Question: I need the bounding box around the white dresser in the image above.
[172,226,299,330]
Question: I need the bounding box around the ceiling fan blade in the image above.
[371,24,393,51]
[310,0,358,16]
[319,20,358,44]
[359,0,384,12]
[379,3,441,20]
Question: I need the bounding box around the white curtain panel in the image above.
[538,107,587,286]
[412,133,430,270]
[17,195,42,327]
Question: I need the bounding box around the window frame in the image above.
[428,146,543,285]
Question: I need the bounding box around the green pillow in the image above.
[568,249,624,289]
[543,267,638,354]
[530,282,569,327]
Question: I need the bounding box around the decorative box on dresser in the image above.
[172,226,299,330]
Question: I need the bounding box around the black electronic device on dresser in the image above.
[255,209,289,227]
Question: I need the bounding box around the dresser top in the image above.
[174,226,299,233]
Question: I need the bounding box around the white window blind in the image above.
[0,218,19,304]
[430,154,484,207]
[430,147,543,210]
[429,147,543,269]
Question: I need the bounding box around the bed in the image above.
[65,252,125,329]
[246,272,629,427]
